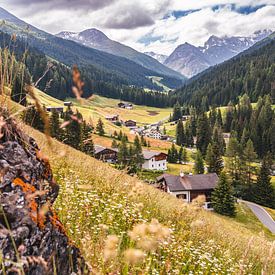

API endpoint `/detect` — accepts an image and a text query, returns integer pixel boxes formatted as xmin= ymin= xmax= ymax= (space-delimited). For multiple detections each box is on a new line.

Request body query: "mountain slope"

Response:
xmin=56 ymin=28 xmax=184 ymax=80
xmin=0 ymin=7 xmax=183 ymax=90
xmin=21 ymin=122 xmax=274 ymax=274
xmin=144 ymin=51 xmax=168 ymax=64
xmin=165 ymin=30 xmax=272 ymax=78
xmin=173 ymin=33 xmax=275 ymax=107
xmin=164 ymin=43 xmax=210 ymax=78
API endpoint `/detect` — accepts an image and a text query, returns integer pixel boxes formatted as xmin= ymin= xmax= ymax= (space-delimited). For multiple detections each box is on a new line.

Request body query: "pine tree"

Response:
xmin=182 ymin=147 xmax=188 ymax=164
xmin=243 ymin=139 xmax=257 ymax=185
xmin=251 ymin=155 xmax=275 ymax=208
xmin=49 ymin=109 xmax=61 ymax=139
xmin=212 ymin=173 xmax=236 ymax=217
xmin=111 ymin=139 xmax=118 ymax=148
xmin=196 ymin=113 xmax=211 ymax=156
xmin=133 ymin=136 xmax=144 ymax=170
xmin=118 ymin=130 xmax=123 ymax=140
xmin=176 ymin=119 xmax=185 ymax=146
xmin=96 ymin=118 xmax=105 ymax=136
xmin=81 ymin=121 xmax=94 ymax=156
xmin=23 ymin=106 xmax=45 ymax=132
xmin=212 ymin=126 xmax=226 ymax=155
xmin=185 ymin=121 xmax=194 ymax=147
xmin=226 ymin=135 xmax=243 ymax=187
xmin=163 ymin=126 xmax=167 ymax=135
xmin=168 ymin=143 xmax=178 ymax=163
xmin=65 ymin=110 xmax=82 ymax=149
xmin=194 ymin=150 xmax=204 ymax=174
xmin=178 ymin=146 xmax=183 ymax=163
xmin=172 ymin=101 xmax=182 ymax=121
xmin=118 ymin=136 xmax=129 ymax=167
xmin=206 ymin=143 xmax=224 ymax=175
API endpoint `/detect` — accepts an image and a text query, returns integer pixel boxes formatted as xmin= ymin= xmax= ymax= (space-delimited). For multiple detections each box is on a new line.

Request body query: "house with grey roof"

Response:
xmin=142 ymin=150 xmax=167 ymax=171
xmin=156 ymin=173 xmax=218 ymax=203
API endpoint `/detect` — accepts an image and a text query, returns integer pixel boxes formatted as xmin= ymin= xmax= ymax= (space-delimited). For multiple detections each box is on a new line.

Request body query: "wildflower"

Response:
xmin=190 ymin=219 xmax=205 ymax=229
xmin=124 ymin=248 xmax=145 ymax=265
xmin=103 ymin=235 xmax=119 ymax=261
xmin=128 ymin=219 xmax=170 ymax=252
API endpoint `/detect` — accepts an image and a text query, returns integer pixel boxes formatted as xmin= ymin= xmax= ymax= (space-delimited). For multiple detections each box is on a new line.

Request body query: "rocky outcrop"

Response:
xmin=0 ymin=109 xmax=88 ymax=274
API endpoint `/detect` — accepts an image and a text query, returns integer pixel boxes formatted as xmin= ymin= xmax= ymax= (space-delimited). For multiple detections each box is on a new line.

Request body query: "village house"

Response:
xmin=64 ymin=101 xmax=73 ymax=107
xmin=46 ymin=106 xmax=64 ymax=113
xmin=156 ymin=173 xmax=218 ymax=204
xmin=124 ymin=120 xmax=137 ymax=128
xmin=118 ymin=102 xmax=133 ymax=109
xmin=146 ymin=129 xmax=162 ymax=139
xmin=94 ymin=145 xmax=118 ymax=163
xmin=142 ymin=151 xmax=168 ymax=171
xmin=105 ymin=115 xmax=120 ymax=123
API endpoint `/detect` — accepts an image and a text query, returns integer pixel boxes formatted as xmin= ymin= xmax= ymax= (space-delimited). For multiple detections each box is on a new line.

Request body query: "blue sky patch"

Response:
xmin=212 ymin=4 xmax=267 ymax=14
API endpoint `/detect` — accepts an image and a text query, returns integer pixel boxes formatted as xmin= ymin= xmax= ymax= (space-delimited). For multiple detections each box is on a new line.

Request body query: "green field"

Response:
xmin=30 ymin=88 xmax=175 ymax=150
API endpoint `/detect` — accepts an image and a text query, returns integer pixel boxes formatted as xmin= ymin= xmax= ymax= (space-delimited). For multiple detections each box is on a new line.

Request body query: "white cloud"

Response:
xmin=0 ymin=0 xmax=274 ymax=55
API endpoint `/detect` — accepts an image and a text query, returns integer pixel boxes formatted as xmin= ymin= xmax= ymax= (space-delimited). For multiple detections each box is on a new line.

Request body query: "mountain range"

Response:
xmin=56 ymin=29 xmax=184 ymax=81
xmin=57 ymin=25 xmax=272 ymax=79
xmin=172 ymin=31 xmax=275 ymax=106
xmin=0 ymin=7 xmax=184 ymax=91
xmin=164 ymin=30 xmax=272 ymax=78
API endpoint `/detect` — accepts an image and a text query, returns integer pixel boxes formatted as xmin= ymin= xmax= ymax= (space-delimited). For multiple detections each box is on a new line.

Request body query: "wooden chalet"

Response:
xmin=105 ymin=115 xmax=119 ymax=122
xmin=124 ymin=120 xmax=137 ymax=127
xmin=94 ymin=145 xmax=118 ymax=163
xmin=157 ymin=173 xmax=218 ymax=203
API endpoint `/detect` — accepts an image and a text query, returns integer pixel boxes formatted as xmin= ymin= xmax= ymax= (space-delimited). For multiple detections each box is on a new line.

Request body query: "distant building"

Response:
xmin=64 ymin=101 xmax=73 ymax=107
xmin=94 ymin=145 xmax=118 ymax=163
xmin=142 ymin=151 xmax=167 ymax=171
xmin=124 ymin=120 xmax=137 ymax=128
xmin=118 ymin=102 xmax=133 ymax=109
xmin=105 ymin=115 xmax=119 ymax=122
xmin=182 ymin=115 xmax=190 ymax=121
xmin=144 ymin=129 xmax=162 ymax=139
xmin=156 ymin=173 xmax=218 ymax=203
xmin=46 ymin=106 xmax=64 ymax=113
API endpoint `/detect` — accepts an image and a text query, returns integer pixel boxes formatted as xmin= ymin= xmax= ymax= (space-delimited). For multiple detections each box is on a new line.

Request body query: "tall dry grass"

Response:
xmin=22 ymin=124 xmax=275 ymax=274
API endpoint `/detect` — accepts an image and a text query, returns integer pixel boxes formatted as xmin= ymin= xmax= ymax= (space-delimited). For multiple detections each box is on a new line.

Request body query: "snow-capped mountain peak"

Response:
xmin=164 ymin=30 xmax=273 ymax=78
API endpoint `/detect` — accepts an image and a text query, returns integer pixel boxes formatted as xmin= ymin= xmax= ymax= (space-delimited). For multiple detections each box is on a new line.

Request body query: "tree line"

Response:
xmin=169 ymin=94 xmax=275 ymax=211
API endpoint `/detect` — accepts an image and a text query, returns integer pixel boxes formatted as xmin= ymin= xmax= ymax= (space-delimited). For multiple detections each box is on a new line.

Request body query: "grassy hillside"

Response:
xmin=1 ymin=96 xmax=274 ymax=273
xmin=31 ymin=89 xmax=174 ymax=151
xmin=19 ymin=123 xmax=274 ymax=274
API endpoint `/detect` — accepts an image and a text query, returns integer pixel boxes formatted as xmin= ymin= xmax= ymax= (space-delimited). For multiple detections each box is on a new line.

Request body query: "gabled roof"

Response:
xmin=157 ymin=173 xmax=218 ymax=191
xmin=94 ymin=145 xmax=118 ymax=155
xmin=143 ymin=150 xmax=167 ymax=160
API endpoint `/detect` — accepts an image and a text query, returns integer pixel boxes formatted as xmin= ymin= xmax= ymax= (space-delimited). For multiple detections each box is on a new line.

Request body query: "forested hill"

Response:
xmin=1 ymin=32 xmax=175 ymax=108
xmin=173 ymin=33 xmax=275 ymax=108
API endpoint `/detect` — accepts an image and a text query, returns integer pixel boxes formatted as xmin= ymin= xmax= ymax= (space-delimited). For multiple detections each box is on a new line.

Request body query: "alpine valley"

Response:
xmin=0 ymin=2 xmax=275 ymax=275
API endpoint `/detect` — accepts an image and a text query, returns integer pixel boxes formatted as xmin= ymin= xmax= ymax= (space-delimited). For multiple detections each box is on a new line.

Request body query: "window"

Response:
xmin=176 ymin=194 xmax=187 ymax=200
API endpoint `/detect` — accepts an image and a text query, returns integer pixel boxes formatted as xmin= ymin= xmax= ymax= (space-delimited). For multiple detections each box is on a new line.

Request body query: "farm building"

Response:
xmin=156 ymin=173 xmax=218 ymax=203
xmin=142 ymin=151 xmax=167 ymax=171
xmin=118 ymin=102 xmax=133 ymax=109
xmin=94 ymin=145 xmax=118 ymax=163
xmin=46 ymin=106 xmax=64 ymax=113
xmin=64 ymin=101 xmax=73 ymax=107
xmin=105 ymin=115 xmax=120 ymax=122
xmin=124 ymin=120 xmax=137 ymax=128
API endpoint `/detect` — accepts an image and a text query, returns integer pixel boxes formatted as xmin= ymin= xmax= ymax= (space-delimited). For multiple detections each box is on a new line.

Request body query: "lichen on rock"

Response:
xmin=0 ymin=108 xmax=89 ymax=274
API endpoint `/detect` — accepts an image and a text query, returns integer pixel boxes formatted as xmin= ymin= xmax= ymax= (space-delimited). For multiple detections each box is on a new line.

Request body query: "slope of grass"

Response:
xmin=31 ymin=88 xmax=174 ymax=150
xmin=20 ymin=124 xmax=274 ymax=274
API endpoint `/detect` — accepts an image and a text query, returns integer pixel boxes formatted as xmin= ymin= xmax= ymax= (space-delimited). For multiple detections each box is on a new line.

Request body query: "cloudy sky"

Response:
xmin=0 ymin=0 xmax=275 ymax=55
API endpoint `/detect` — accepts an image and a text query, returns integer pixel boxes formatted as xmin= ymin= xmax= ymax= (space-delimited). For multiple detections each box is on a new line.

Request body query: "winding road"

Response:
xmin=240 ymin=200 xmax=275 ymax=234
